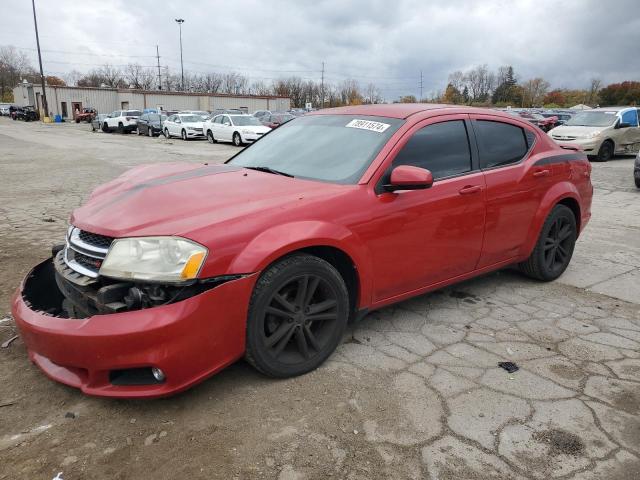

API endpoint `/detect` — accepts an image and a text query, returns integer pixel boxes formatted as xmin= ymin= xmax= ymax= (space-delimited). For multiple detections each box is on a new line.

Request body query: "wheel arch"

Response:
xmin=227 ymin=221 xmax=373 ymax=311
xmin=520 ymin=182 xmax=582 ymax=258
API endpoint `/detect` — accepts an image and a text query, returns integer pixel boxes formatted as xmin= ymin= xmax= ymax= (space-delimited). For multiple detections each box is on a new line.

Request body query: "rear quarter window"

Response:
xmin=475 ymin=120 xmax=530 ymax=169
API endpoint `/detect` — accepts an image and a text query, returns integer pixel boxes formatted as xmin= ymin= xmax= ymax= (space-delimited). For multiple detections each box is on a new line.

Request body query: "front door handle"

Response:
xmin=533 ymin=169 xmax=550 ymax=178
xmin=458 ymin=185 xmax=482 ymax=195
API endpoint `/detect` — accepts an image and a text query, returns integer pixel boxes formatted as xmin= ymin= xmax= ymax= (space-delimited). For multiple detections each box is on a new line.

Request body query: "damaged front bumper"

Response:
xmin=12 ymin=257 xmax=257 ymax=398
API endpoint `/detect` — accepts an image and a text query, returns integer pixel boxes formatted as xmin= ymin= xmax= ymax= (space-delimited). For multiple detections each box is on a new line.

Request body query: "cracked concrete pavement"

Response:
xmin=0 ymin=118 xmax=639 ymax=479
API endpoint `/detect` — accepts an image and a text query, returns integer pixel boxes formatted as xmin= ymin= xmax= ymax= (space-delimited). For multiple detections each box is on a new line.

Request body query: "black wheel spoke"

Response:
xmin=545 ymin=248 xmax=556 ymax=269
xmin=544 ymin=238 xmax=556 ymax=251
xmin=273 ymin=293 xmax=296 ymax=313
xmin=294 ymin=275 xmax=309 ymax=308
xmin=308 ymin=299 xmax=337 ymax=315
xmin=273 ymin=326 xmax=296 ymax=357
xmin=557 ymin=244 xmax=568 ymax=262
xmin=304 ymin=276 xmax=320 ymax=307
xmin=304 ymin=325 xmax=321 ymax=352
xmin=558 ymin=224 xmax=572 ymax=240
xmin=265 ymin=321 xmax=294 ymax=348
xmin=308 ymin=312 xmax=338 ymax=322
xmin=265 ymin=305 xmax=291 ymax=319
xmin=295 ymin=327 xmax=310 ymax=359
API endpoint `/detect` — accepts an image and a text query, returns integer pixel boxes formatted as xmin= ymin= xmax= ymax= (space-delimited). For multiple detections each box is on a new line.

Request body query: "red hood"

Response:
xmin=71 ymin=162 xmax=344 ymax=238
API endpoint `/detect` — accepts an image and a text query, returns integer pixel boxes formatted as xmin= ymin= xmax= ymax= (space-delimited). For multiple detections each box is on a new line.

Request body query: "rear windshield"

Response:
xmin=126 ymin=110 xmax=142 ymax=117
xmin=229 ymin=114 xmax=404 ymax=184
xmin=179 ymin=115 xmax=203 ymax=123
xmin=231 ymin=116 xmax=262 ymax=126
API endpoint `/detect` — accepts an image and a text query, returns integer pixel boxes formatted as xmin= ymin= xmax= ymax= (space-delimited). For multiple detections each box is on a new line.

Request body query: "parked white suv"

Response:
xmin=203 ymin=114 xmax=271 ymax=146
xmin=163 ymin=114 xmax=205 ymax=140
xmin=548 ymin=107 xmax=640 ymax=161
xmin=102 ymin=110 xmax=142 ymax=133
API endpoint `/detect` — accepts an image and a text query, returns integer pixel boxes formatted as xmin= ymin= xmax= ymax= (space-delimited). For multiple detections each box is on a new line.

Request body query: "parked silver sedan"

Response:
xmin=91 ymin=114 xmax=109 ymax=132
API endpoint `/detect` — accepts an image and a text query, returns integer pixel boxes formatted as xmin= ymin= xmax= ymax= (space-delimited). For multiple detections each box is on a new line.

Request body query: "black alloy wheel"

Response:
xmin=245 ymin=254 xmax=349 ymax=377
xmin=519 ymin=204 xmax=576 ymax=281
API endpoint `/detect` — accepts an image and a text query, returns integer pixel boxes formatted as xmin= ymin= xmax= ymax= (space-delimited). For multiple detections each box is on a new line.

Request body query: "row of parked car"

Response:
xmin=90 ymin=108 xmax=299 ymax=146
xmin=0 ymin=104 xmax=40 ymax=121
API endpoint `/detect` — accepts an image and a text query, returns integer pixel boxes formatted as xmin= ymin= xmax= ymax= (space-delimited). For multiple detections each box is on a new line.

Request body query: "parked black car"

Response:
xmin=10 ymin=105 xmax=39 ymax=121
xmin=136 ymin=113 xmax=167 ymax=137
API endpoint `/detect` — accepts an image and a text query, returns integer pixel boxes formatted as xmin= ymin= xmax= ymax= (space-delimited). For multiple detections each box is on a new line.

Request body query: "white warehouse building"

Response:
xmin=12 ymin=83 xmax=291 ymax=119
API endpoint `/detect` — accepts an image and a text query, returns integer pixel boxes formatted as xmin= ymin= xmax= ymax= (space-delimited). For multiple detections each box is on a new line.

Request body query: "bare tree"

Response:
xmin=125 ymin=63 xmax=155 ymax=90
xmin=0 ymin=45 xmax=36 ymax=101
xmin=464 ymin=64 xmax=494 ymax=103
xmin=522 ymin=77 xmax=550 ymax=107
xmin=96 ymin=64 xmax=124 ymax=88
xmin=587 ymin=78 xmax=602 ymax=105
xmin=364 ymin=83 xmax=382 ymax=104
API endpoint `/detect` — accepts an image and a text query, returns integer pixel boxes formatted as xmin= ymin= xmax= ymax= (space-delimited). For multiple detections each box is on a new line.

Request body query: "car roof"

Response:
xmin=590 ymin=106 xmax=635 ymax=112
xmin=309 ymin=104 xmax=525 ymax=120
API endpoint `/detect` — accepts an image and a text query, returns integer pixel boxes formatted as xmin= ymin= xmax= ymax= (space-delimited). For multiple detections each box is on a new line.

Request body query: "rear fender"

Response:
xmin=228 ymin=221 xmax=373 ymax=308
xmin=520 ymin=181 xmax=581 ymax=258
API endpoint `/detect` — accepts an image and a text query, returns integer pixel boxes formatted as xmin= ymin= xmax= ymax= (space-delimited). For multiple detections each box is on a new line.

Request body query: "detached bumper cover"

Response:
xmin=12 ymin=258 xmax=256 ymax=398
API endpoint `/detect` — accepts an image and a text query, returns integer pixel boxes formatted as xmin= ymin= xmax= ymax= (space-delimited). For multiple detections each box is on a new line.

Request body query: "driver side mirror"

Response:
xmin=616 ymin=122 xmax=631 ymax=129
xmin=385 ymin=165 xmax=434 ymax=192
xmin=224 ymin=121 xmax=231 ymax=126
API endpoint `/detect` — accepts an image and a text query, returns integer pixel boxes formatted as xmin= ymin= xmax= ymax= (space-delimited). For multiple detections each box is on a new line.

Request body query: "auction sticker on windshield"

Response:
xmin=345 ymin=119 xmax=391 ymax=133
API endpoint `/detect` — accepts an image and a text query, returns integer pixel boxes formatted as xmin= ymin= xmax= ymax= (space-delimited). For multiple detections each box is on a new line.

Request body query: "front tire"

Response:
xmin=245 ymin=254 xmax=349 ymax=378
xmin=148 ymin=127 xmax=153 ymax=137
xmin=102 ymin=122 xmax=109 ymax=133
xmin=233 ymin=132 xmax=243 ymax=147
xmin=117 ymin=122 xmax=124 ymax=134
xmin=519 ymin=204 xmax=577 ymax=281
xmin=634 ymin=174 xmax=640 ymax=189
xmin=207 ymin=130 xmax=217 ymax=143
xmin=596 ymin=140 xmax=614 ymax=162
xmin=181 ymin=129 xmax=188 ymax=141
xmin=164 ymin=128 xmax=170 ymax=138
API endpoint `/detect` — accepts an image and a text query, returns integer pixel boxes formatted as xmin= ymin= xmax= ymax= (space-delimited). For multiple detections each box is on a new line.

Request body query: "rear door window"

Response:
xmin=475 ymin=120 xmax=529 ymax=169
xmin=392 ymin=120 xmax=472 ymax=179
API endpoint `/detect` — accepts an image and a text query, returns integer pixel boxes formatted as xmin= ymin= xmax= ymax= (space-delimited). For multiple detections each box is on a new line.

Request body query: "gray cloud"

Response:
xmin=3 ymin=0 xmax=639 ymax=100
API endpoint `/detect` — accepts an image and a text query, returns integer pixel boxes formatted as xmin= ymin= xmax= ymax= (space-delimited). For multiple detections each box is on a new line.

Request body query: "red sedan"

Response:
xmin=13 ymin=104 xmax=593 ymax=398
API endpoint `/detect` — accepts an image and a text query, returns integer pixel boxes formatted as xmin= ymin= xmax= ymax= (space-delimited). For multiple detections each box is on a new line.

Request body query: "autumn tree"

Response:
xmin=521 ymin=77 xmax=550 ymax=107
xmin=598 ymin=81 xmax=640 ymax=106
xmin=0 ymin=45 xmax=36 ymax=101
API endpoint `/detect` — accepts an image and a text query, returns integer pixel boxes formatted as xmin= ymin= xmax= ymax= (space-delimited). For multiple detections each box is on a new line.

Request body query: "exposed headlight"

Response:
xmin=586 ymin=131 xmax=601 ymax=139
xmin=100 ymin=237 xmax=207 ymax=283
xmin=187 ymin=127 xmax=196 ymax=130
xmin=240 ymin=129 xmax=253 ymax=135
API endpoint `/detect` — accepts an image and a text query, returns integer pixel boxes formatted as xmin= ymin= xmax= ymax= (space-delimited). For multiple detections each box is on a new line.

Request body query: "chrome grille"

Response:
xmin=552 ymin=135 xmax=578 ymax=141
xmin=64 ymin=227 xmax=113 ymax=278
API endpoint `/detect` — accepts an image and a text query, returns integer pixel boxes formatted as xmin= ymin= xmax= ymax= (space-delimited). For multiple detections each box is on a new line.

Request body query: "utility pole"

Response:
xmin=156 ymin=45 xmax=162 ymax=90
xmin=31 ymin=0 xmax=48 ymax=119
xmin=175 ymin=19 xmax=185 ymax=91
xmin=419 ymin=70 xmax=423 ymax=103
xmin=320 ymin=61 xmax=325 ymax=109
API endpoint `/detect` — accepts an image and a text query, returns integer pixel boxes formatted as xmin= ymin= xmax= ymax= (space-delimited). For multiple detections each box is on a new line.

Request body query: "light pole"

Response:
xmin=31 ymin=0 xmax=48 ymax=119
xmin=175 ymin=18 xmax=185 ymax=91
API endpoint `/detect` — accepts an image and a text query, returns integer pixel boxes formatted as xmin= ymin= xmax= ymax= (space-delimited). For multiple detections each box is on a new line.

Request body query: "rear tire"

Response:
xmin=635 ymin=174 xmax=640 ymax=189
xmin=519 ymin=204 xmax=577 ymax=282
xmin=595 ymin=140 xmax=614 ymax=162
xmin=245 ymin=254 xmax=349 ymax=378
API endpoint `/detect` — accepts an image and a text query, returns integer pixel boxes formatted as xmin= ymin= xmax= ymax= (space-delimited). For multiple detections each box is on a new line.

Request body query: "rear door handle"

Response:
xmin=458 ymin=185 xmax=482 ymax=195
xmin=533 ymin=169 xmax=550 ymax=178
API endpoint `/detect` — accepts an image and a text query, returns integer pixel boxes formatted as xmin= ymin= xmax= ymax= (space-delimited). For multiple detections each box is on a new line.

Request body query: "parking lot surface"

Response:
xmin=1 ymin=118 xmax=639 ymax=480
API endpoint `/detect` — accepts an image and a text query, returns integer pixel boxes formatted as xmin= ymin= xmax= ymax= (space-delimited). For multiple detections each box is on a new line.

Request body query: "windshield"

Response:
xmin=565 ymin=111 xmax=618 ymax=127
xmin=229 ymin=115 xmax=404 ymax=184
xmin=179 ymin=115 xmax=202 ymax=123
xmin=231 ymin=116 xmax=262 ymax=126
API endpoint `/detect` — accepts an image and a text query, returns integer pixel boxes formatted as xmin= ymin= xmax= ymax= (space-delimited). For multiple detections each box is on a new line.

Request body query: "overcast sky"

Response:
xmin=3 ymin=0 xmax=640 ymax=100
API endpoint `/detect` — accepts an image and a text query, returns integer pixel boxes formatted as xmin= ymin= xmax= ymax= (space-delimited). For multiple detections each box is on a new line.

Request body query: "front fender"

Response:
xmin=228 ymin=221 xmax=373 ymax=308
xmin=520 ymin=181 xmax=581 ymax=258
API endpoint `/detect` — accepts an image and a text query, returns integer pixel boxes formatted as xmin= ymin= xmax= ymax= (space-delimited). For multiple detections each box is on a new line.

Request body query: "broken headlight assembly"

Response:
xmin=99 ymin=237 xmax=208 ymax=283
